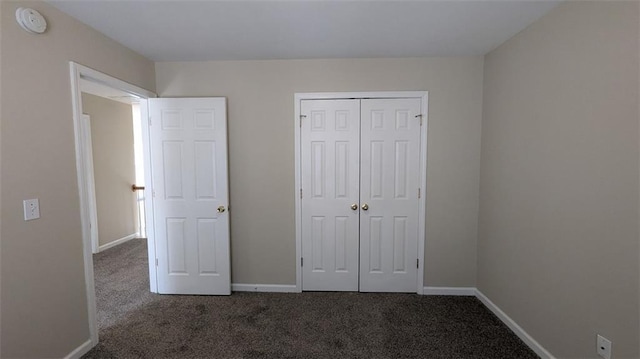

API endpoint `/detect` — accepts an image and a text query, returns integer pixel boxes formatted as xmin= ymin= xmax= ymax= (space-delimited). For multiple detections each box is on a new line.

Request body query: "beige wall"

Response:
xmin=478 ymin=2 xmax=639 ymax=358
xmin=0 ymin=1 xmax=155 ymax=357
xmin=156 ymin=57 xmax=484 ymax=286
xmin=0 ymin=2 xmax=4 ymax=354
xmin=82 ymin=93 xmax=137 ymax=247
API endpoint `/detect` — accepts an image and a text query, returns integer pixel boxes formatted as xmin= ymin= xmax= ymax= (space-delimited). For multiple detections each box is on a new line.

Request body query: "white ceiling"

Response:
xmin=49 ymin=1 xmax=560 ymax=62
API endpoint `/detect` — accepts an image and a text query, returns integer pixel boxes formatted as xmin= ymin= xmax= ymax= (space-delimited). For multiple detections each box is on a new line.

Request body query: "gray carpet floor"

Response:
xmin=83 ymin=238 xmax=538 ymax=359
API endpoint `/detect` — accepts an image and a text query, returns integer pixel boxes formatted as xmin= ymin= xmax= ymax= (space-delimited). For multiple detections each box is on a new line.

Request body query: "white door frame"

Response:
xmin=70 ymin=62 xmax=157 ymax=348
xmin=79 ymin=114 xmax=100 ymax=254
xmin=294 ymin=91 xmax=429 ymax=294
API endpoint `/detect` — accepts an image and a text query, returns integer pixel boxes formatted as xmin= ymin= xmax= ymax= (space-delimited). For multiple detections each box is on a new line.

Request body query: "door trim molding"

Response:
xmin=294 ymin=91 xmax=429 ymax=294
xmin=70 ymin=62 xmax=156 ymax=348
xmin=79 ymin=114 xmax=100 ymax=254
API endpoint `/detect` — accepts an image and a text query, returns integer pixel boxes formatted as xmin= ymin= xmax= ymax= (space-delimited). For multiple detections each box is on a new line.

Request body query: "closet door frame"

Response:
xmin=294 ymin=91 xmax=429 ymax=294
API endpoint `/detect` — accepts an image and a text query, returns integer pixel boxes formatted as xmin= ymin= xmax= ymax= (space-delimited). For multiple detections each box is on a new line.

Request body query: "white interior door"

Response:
xmin=301 ymin=99 xmax=361 ymax=291
xmin=359 ymin=98 xmax=422 ymax=292
xmin=149 ymin=98 xmax=230 ymax=295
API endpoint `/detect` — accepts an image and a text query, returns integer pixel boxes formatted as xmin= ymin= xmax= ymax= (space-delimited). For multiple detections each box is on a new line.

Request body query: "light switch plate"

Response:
xmin=23 ymin=198 xmax=40 ymax=221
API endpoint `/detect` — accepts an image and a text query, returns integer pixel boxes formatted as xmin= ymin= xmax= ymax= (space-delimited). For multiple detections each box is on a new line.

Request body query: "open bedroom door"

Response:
xmin=148 ymin=97 xmax=231 ymax=295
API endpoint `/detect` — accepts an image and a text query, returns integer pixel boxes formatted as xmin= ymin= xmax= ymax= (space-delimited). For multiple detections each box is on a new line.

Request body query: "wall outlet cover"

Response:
xmin=597 ymin=334 xmax=611 ymax=359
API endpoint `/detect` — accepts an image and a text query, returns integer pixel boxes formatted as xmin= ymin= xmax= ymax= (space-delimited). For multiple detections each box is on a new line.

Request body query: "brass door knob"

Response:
xmin=351 ymin=204 xmax=358 ymax=210
xmin=361 ymin=204 xmax=369 ymax=211
xmin=217 ymin=205 xmax=226 ymax=213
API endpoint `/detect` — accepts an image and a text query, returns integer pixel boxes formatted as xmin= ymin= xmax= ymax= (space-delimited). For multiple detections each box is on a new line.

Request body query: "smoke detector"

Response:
xmin=16 ymin=8 xmax=47 ymax=34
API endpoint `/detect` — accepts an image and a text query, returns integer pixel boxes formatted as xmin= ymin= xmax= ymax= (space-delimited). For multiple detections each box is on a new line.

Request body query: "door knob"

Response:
xmin=350 ymin=204 xmax=358 ymax=210
xmin=217 ymin=205 xmax=226 ymax=213
xmin=361 ymin=203 xmax=369 ymax=211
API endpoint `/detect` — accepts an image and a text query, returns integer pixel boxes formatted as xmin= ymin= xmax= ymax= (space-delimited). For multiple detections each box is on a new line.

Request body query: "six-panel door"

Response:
xmin=301 ymin=99 xmax=361 ymax=291
xmin=359 ymin=98 xmax=422 ymax=292
xmin=150 ymin=98 xmax=231 ymax=295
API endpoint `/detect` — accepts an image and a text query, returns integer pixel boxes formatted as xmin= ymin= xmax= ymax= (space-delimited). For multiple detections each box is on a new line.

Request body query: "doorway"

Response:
xmin=70 ymin=62 xmax=156 ymax=347
xmin=294 ymin=92 xmax=429 ymax=294
xmin=80 ymin=85 xmax=145 ymax=254
xmin=71 ymin=63 xmax=233 ymax=349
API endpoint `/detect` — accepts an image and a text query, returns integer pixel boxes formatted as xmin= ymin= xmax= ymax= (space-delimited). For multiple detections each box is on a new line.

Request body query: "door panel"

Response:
xmin=359 ymin=98 xmax=422 ymax=292
xmin=150 ymin=98 xmax=230 ymax=295
xmin=301 ymin=99 xmax=360 ymax=291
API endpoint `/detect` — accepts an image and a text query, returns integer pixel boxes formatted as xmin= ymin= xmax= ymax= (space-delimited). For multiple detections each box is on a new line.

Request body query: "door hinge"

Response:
xmin=155 ymin=258 xmax=159 ymax=266
xmin=418 ymin=188 xmax=421 ymax=199
xmin=300 ymin=188 xmax=303 ymax=199
xmin=148 ymin=116 xmax=152 ymax=126
xmin=417 ymin=258 xmax=419 ymax=268
xmin=301 ymin=257 xmax=304 ymax=267
xmin=415 ymin=114 xmax=423 ymax=126
xmin=300 ymin=114 xmax=307 ymax=127
xmin=152 ymin=190 xmax=156 ymax=198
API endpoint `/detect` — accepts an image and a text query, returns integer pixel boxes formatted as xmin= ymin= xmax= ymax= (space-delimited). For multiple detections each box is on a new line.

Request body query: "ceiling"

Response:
xmin=49 ymin=1 xmax=560 ymax=62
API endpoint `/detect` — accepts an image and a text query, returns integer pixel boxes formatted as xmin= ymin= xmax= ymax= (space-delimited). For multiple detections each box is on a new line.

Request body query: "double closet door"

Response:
xmin=301 ymin=98 xmax=423 ymax=292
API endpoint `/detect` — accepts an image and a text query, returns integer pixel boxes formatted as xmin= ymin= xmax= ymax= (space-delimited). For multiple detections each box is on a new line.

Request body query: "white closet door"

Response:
xmin=150 ymin=98 xmax=230 ymax=295
xmin=359 ymin=98 xmax=422 ymax=292
xmin=301 ymin=99 xmax=361 ymax=291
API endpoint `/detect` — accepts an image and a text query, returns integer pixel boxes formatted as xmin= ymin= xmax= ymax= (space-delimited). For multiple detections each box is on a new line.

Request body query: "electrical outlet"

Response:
xmin=23 ymin=198 xmax=40 ymax=221
xmin=597 ymin=334 xmax=612 ymax=359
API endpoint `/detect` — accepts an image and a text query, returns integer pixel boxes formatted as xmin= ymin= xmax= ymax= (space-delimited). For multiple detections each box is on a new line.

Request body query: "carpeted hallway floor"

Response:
xmin=83 ymin=238 xmax=538 ymax=359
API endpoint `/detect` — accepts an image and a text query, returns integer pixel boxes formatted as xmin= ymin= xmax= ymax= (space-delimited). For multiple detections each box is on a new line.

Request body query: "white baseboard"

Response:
xmin=98 ymin=233 xmax=138 ymax=252
xmin=475 ymin=289 xmax=555 ymax=359
xmin=421 ymin=287 xmax=554 ymax=358
xmin=422 ymin=286 xmax=476 ymax=296
xmin=64 ymin=339 xmax=93 ymax=359
xmin=232 ymin=283 xmax=299 ymax=293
